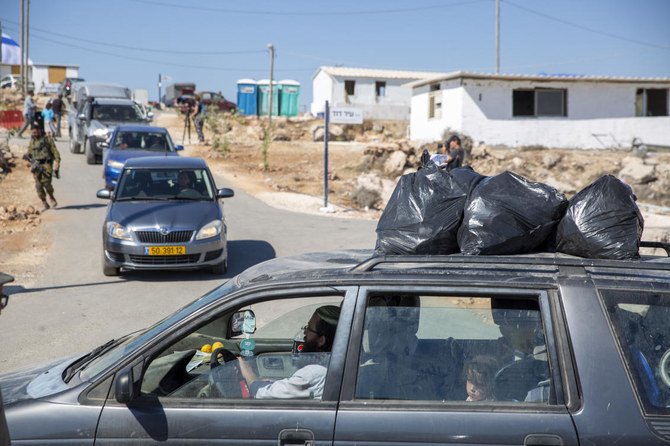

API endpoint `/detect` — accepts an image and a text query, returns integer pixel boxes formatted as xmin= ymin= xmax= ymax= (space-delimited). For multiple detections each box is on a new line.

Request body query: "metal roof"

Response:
xmin=407 ymin=71 xmax=670 ymax=88
xmin=314 ymin=66 xmax=448 ymax=81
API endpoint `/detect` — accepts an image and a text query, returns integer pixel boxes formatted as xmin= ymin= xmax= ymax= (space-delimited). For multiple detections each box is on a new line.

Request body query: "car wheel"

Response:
xmin=210 ymin=258 xmax=227 ymax=275
xmin=85 ymin=138 xmax=96 ymax=165
xmin=102 ymin=252 xmax=120 ymax=277
xmin=69 ymin=135 xmax=80 ymax=154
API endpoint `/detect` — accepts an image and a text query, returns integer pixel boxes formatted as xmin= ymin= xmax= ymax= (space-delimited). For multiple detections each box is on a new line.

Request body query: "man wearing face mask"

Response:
xmin=239 ymin=305 xmax=340 ymax=399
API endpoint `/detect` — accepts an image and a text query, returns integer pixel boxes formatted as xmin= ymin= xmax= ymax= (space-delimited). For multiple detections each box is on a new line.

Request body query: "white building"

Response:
xmin=311 ymin=66 xmax=445 ymax=120
xmin=0 ymin=62 xmax=79 ymax=94
xmin=408 ymin=71 xmax=670 ymax=149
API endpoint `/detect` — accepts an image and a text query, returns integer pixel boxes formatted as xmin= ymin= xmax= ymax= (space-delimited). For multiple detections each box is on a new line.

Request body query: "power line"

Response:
xmin=129 ymin=0 xmax=489 ymax=16
xmin=0 ymin=17 xmax=264 ymax=55
xmin=504 ymin=0 xmax=670 ymax=51
xmin=2 ymin=23 xmax=313 ymax=73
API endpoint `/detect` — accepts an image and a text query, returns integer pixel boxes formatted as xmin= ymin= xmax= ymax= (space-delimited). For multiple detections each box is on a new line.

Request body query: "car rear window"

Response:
xmin=602 ymin=290 xmax=670 ymax=415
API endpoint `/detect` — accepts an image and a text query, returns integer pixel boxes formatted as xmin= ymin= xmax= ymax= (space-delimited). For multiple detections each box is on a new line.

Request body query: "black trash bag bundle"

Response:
xmin=458 ymin=171 xmax=568 ymax=255
xmin=555 ymin=175 xmax=643 ymax=260
xmin=375 ymin=150 xmax=484 ymax=255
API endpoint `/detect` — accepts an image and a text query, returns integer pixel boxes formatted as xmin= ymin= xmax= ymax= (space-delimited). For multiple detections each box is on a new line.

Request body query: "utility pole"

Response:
xmin=158 ymin=73 xmax=162 ymax=104
xmin=495 ymin=0 xmax=500 ymax=74
xmin=20 ymin=0 xmax=24 ymax=97
xmin=26 ymin=0 xmax=30 ymax=93
xmin=267 ymin=43 xmax=275 ymax=132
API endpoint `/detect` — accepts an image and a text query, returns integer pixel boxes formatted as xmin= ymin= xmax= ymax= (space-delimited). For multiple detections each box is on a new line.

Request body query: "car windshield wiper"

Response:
xmin=166 ymin=196 xmax=204 ymax=201
xmin=62 ymin=338 xmax=118 ymax=383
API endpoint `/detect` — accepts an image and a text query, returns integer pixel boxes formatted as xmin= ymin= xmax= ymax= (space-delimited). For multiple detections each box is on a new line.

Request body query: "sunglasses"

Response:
xmin=302 ymin=325 xmax=320 ymax=336
xmin=0 ymin=293 xmax=8 ymax=310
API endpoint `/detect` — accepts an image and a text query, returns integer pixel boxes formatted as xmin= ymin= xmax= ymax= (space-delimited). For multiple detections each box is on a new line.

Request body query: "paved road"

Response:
xmin=0 ymin=137 xmax=377 ymax=372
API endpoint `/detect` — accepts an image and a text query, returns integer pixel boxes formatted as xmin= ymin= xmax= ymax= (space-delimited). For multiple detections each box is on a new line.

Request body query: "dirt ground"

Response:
xmin=2 ymin=95 xmax=670 ymax=284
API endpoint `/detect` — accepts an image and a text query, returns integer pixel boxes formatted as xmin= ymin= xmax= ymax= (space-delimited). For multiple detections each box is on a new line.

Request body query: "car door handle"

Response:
xmin=524 ymin=434 xmax=563 ymax=446
xmin=278 ymin=428 xmax=314 ymax=446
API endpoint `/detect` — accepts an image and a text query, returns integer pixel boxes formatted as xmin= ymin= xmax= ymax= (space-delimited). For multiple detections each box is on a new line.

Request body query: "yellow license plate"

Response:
xmin=144 ymin=246 xmax=186 ymax=256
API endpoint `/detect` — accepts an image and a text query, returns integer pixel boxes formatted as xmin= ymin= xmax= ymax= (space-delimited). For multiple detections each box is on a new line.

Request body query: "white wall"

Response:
xmin=411 ymin=78 xmax=670 ymax=148
xmin=311 ymin=70 xmax=419 ymax=120
xmin=310 ymin=70 xmax=333 ymax=116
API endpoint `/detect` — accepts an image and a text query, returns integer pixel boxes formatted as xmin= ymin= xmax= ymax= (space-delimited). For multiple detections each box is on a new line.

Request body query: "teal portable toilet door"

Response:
xmin=279 ymin=79 xmax=300 ymax=117
xmin=257 ymin=79 xmax=279 ymax=116
xmin=236 ymin=79 xmax=257 ymax=116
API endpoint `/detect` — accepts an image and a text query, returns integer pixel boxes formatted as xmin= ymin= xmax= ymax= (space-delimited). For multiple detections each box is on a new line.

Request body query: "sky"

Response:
xmin=1 ymin=0 xmax=669 ymax=111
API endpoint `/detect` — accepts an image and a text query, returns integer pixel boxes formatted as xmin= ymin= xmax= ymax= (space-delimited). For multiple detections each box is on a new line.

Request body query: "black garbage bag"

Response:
xmin=458 ymin=171 xmax=568 ymax=255
xmin=555 ymin=175 xmax=643 ymax=260
xmin=375 ymin=150 xmax=484 ymax=255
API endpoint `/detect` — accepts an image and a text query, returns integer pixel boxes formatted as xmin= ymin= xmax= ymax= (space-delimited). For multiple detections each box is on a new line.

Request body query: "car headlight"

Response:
xmin=107 ymin=160 xmax=125 ymax=170
xmin=94 ymin=128 xmax=110 ymax=138
xmin=107 ymin=222 xmax=132 ymax=241
xmin=196 ymin=220 xmax=222 ymax=240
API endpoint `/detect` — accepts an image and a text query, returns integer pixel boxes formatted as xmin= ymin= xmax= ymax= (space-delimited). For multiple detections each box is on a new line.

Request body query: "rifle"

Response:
xmin=22 ymin=153 xmax=52 ymax=179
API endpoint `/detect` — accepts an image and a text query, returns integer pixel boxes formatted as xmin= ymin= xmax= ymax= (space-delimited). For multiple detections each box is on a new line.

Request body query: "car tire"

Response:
xmin=85 ymin=138 xmax=96 ymax=165
xmin=102 ymin=252 xmax=120 ymax=277
xmin=210 ymin=258 xmax=227 ymax=275
xmin=69 ymin=134 xmax=80 ymax=154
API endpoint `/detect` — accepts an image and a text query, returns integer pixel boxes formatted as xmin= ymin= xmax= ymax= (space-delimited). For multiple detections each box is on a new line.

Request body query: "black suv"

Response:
xmin=3 ymin=246 xmax=670 ymax=445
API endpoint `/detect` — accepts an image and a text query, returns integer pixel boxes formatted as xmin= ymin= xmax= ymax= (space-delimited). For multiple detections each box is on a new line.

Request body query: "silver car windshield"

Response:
xmin=92 ymin=104 xmax=143 ymax=121
xmin=116 ymin=168 xmax=215 ymax=201
xmin=113 ymin=131 xmax=174 ymax=152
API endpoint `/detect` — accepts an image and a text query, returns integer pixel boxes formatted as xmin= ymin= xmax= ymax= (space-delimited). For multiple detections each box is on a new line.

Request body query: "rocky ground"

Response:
xmin=2 ymin=89 xmax=670 ymax=282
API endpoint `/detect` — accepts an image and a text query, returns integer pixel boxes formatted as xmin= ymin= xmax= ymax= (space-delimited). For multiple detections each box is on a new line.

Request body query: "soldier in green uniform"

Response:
xmin=26 ymin=125 xmax=61 ymax=212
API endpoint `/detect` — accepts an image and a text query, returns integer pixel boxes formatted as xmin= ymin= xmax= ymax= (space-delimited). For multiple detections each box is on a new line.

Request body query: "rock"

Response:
xmin=619 ymin=157 xmax=656 ymax=184
xmin=272 ymin=129 xmax=291 ymax=141
xmin=352 ymin=172 xmax=383 ymax=209
xmin=380 ymin=179 xmax=397 ymax=206
xmin=6 ymin=205 xmax=16 ymax=213
xmin=25 ymin=205 xmax=36 ymax=215
xmin=470 ymin=144 xmax=488 ymax=158
xmin=383 ymin=151 xmax=408 ymax=177
xmin=543 ymin=176 xmax=576 ymax=195
xmin=511 ymin=157 xmax=524 ymax=170
xmin=372 ymin=123 xmax=384 ymax=133
xmin=542 ymin=153 xmax=563 ymax=169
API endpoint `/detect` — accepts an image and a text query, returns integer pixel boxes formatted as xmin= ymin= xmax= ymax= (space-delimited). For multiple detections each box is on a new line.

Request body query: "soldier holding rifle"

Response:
xmin=25 ymin=125 xmax=60 ymax=212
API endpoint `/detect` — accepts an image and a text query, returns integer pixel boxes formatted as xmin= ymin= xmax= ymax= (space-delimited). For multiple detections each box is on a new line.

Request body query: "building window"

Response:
xmin=513 ymin=88 xmax=567 ymax=117
xmin=375 ymin=81 xmax=386 ymax=97
xmin=344 ymin=80 xmax=355 ymax=104
xmin=636 ymin=89 xmax=668 ymax=117
xmin=428 ymin=92 xmax=442 ymax=119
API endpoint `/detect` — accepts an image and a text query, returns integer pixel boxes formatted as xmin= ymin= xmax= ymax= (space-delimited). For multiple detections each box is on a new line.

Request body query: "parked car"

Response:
xmin=96 ymin=156 xmax=233 ymax=276
xmin=102 ymin=125 xmax=183 ymax=190
xmin=198 ymin=91 xmax=236 ymax=113
xmin=73 ymin=97 xmax=153 ymax=164
xmin=0 ymin=74 xmax=19 ymax=89
xmin=4 ymin=241 xmax=670 ymax=444
xmin=58 ymin=77 xmax=85 ymax=97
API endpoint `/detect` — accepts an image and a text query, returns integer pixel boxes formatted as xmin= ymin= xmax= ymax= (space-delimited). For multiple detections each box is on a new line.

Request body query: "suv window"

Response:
xmin=602 ymin=290 xmax=670 ymax=415
xmin=139 ymin=294 xmax=343 ymax=401
xmin=355 ymin=294 xmax=553 ymax=403
xmin=92 ymin=104 xmax=143 ymax=121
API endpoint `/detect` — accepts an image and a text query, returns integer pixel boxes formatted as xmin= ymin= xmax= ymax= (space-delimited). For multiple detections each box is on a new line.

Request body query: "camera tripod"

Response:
xmin=182 ymin=114 xmax=192 ymax=144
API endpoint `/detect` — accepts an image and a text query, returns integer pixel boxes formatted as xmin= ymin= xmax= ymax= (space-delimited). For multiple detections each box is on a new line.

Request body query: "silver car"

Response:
xmin=96 ymin=156 xmax=234 ymax=276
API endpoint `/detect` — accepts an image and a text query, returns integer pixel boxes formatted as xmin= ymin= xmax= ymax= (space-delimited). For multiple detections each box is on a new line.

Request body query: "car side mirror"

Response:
xmin=230 ymin=310 xmax=256 ymax=337
xmin=97 ymin=189 xmax=112 ymax=199
xmin=216 ymin=188 xmax=234 ymax=199
xmin=174 ymin=145 xmax=184 ymax=151
xmin=115 ymin=367 xmax=135 ymax=404
xmin=77 ymin=113 xmax=85 ymax=121
xmin=146 ymin=112 xmax=154 ymax=122
xmin=100 ymin=141 xmax=109 ymax=149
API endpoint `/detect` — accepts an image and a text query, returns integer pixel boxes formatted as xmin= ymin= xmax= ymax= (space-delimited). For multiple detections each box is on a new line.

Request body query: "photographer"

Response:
xmin=191 ymin=94 xmax=206 ymax=143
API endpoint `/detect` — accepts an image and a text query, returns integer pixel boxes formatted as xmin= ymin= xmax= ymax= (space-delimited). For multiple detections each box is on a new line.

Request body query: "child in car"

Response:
xmin=463 ymin=355 xmax=497 ymax=402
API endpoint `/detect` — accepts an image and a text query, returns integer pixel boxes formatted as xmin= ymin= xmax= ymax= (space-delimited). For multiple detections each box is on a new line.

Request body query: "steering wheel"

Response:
xmin=659 ymin=349 xmax=670 ymax=388
xmin=207 ymin=347 xmax=248 ymax=399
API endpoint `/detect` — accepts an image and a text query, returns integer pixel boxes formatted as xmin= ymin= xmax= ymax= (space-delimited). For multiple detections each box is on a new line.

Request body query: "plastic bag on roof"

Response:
xmin=458 ymin=171 xmax=568 ymax=255
xmin=374 ymin=150 xmax=484 ymax=255
xmin=555 ymin=175 xmax=643 ymax=260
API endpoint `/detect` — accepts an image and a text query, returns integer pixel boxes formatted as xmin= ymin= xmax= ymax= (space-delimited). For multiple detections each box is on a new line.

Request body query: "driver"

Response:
xmin=176 ymin=170 xmax=195 ymax=191
xmin=239 ymin=305 xmax=340 ymax=399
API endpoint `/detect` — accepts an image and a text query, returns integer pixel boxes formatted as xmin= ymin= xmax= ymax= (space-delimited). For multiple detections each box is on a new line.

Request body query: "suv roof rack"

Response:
xmin=351 ymin=240 xmax=670 ymax=273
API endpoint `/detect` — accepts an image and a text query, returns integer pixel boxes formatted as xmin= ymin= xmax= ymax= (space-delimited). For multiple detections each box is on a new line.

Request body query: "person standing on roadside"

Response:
xmin=191 ymin=94 xmax=207 ymax=143
xmin=51 ymin=94 xmax=64 ymax=138
xmin=0 ymin=272 xmax=14 ymax=446
xmin=42 ymin=102 xmax=57 ymax=137
xmin=442 ymin=135 xmax=465 ymax=171
xmin=17 ymin=90 xmax=36 ymax=138
xmin=26 ymin=125 xmax=60 ymax=212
